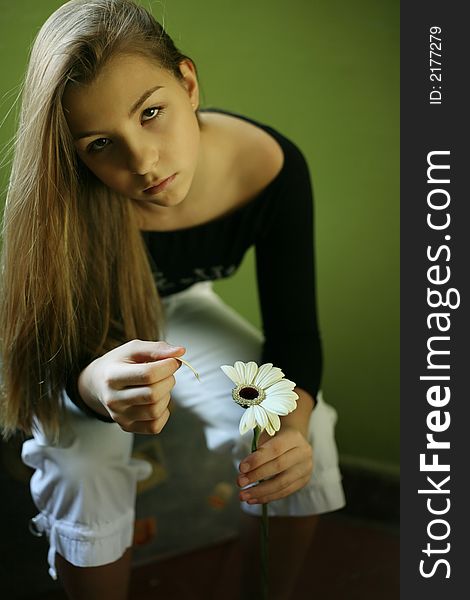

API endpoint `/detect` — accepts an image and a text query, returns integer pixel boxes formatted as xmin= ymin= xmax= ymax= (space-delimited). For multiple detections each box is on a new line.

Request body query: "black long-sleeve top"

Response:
xmin=144 ymin=108 xmax=322 ymax=396
xmin=68 ymin=108 xmax=323 ymax=421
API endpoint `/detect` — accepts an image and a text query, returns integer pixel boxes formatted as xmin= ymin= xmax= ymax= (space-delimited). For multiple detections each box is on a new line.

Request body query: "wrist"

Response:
xmin=77 ymin=361 xmax=110 ymax=418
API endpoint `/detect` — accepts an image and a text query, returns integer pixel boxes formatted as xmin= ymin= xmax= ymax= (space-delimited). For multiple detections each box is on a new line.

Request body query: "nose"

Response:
xmin=127 ymin=139 xmax=159 ymax=176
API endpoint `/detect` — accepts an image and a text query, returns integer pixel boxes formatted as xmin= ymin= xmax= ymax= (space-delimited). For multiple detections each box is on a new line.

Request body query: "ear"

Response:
xmin=178 ymin=59 xmax=199 ymax=110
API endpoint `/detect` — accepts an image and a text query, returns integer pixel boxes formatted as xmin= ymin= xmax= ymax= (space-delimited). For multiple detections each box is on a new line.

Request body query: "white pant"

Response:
xmin=22 ymin=282 xmax=345 ymax=579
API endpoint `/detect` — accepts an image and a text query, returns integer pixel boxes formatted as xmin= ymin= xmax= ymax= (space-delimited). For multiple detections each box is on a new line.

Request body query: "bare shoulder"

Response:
xmin=136 ymin=112 xmax=286 ymax=232
xmin=202 ymin=111 xmax=285 ymax=205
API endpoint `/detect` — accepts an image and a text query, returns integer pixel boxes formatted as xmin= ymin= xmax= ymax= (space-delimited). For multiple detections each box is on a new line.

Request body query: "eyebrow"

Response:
xmin=73 ymin=85 xmax=164 ymax=141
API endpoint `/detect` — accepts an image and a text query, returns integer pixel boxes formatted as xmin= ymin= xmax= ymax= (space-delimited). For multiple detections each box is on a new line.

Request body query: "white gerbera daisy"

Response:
xmin=220 ymin=361 xmax=298 ymax=436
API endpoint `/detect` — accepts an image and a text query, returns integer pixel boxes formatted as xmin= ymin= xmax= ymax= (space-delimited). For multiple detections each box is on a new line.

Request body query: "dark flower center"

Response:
xmin=232 ymin=383 xmax=266 ymax=407
xmin=239 ymin=386 xmax=260 ymax=400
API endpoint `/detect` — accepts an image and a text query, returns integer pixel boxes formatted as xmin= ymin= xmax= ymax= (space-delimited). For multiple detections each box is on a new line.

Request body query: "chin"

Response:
xmin=146 ymin=192 xmax=185 ymax=207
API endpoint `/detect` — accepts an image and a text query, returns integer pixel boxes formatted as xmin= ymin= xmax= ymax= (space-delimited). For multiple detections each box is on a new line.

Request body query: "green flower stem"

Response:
xmin=251 ymin=426 xmax=261 ymax=453
xmin=252 ymin=426 xmax=268 ymax=600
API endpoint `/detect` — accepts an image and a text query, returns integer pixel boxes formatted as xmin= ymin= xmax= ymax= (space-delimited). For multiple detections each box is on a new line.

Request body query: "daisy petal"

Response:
xmin=239 ymin=407 xmax=257 ymax=435
xmin=220 ymin=365 xmax=243 ymax=385
xmin=264 ymin=410 xmax=281 ymax=435
xmin=265 ymin=379 xmax=297 ymax=396
xmin=254 ymin=363 xmax=285 ymax=388
xmin=244 ymin=361 xmax=259 ymax=385
xmin=265 ymin=423 xmax=275 ymax=436
xmin=263 ymin=395 xmax=297 ymax=415
xmin=266 ymin=381 xmax=298 ymax=398
xmin=266 ymin=391 xmax=299 ymax=404
xmin=234 ymin=361 xmax=248 ymax=382
xmin=253 ymin=405 xmax=269 ymax=431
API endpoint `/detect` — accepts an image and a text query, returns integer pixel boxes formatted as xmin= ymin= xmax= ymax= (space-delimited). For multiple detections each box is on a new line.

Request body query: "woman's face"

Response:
xmin=63 ymin=53 xmax=200 ymax=209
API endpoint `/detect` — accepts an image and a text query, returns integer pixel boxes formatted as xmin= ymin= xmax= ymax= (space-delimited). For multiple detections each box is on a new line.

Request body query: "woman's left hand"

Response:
xmin=237 ymin=426 xmax=314 ymax=504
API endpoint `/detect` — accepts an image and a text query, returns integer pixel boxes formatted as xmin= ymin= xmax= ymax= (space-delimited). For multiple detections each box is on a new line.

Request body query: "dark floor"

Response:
xmin=27 ymin=512 xmax=399 ymax=600
xmin=3 ymin=431 xmax=399 ymax=600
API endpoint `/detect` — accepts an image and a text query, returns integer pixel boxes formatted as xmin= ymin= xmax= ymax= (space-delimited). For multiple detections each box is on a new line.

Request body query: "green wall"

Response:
xmin=0 ymin=1 xmax=399 ymax=468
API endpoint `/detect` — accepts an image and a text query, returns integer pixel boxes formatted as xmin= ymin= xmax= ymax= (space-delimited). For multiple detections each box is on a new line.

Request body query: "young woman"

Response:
xmin=0 ymin=1 xmax=345 ymax=598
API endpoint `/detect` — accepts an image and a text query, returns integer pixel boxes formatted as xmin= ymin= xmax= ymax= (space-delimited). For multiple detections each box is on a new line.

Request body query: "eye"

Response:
xmin=87 ymin=138 xmax=110 ymax=153
xmin=141 ymin=106 xmax=164 ymax=122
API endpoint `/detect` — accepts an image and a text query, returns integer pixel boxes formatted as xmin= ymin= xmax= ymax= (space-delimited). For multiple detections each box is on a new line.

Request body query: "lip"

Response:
xmin=143 ymin=173 xmax=176 ymax=194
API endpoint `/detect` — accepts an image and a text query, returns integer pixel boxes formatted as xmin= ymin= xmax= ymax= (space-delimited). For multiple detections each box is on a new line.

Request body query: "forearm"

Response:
xmin=280 ymin=387 xmax=314 ymax=439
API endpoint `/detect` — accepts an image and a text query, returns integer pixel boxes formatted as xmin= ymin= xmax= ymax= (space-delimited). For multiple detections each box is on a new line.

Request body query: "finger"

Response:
xmin=108 ymin=375 xmax=176 ymax=410
xmin=109 ymin=357 xmax=181 ymax=388
xmin=241 ymin=468 xmax=312 ymax=504
xmin=248 ymin=474 xmax=312 ymax=504
xmin=125 ymin=392 xmax=171 ymax=423
xmin=122 ymin=339 xmax=186 ymax=363
xmin=120 ymin=407 xmax=171 ymax=435
xmin=237 ymin=447 xmax=293 ymax=486
xmin=237 ymin=446 xmax=308 ymax=488
xmin=239 ymin=429 xmax=307 ymax=474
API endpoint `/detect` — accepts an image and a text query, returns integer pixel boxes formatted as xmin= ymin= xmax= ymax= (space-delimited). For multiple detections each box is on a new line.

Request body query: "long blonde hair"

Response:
xmin=0 ymin=0 xmax=196 ymax=441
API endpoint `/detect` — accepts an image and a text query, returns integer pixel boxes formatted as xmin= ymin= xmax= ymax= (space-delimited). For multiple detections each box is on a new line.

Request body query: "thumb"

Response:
xmin=154 ymin=341 xmax=186 ymax=357
xmin=123 ymin=339 xmax=186 ymax=363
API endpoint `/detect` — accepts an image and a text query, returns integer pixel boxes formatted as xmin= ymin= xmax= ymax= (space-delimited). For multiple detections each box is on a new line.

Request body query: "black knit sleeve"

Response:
xmin=254 ymin=138 xmax=322 ymax=403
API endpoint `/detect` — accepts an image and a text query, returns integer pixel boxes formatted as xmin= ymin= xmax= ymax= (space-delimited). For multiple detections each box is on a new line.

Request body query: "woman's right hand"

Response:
xmin=77 ymin=339 xmax=186 ymax=434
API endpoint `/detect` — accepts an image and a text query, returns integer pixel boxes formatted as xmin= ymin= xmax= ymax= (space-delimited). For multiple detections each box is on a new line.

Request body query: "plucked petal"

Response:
xmin=239 ymin=407 xmax=257 ymax=435
xmin=220 ymin=365 xmax=243 ymax=385
xmin=253 ymin=405 xmax=269 ymax=430
xmin=254 ymin=363 xmax=285 ymax=389
xmin=244 ymin=361 xmax=259 ymax=384
xmin=264 ymin=410 xmax=281 ymax=435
